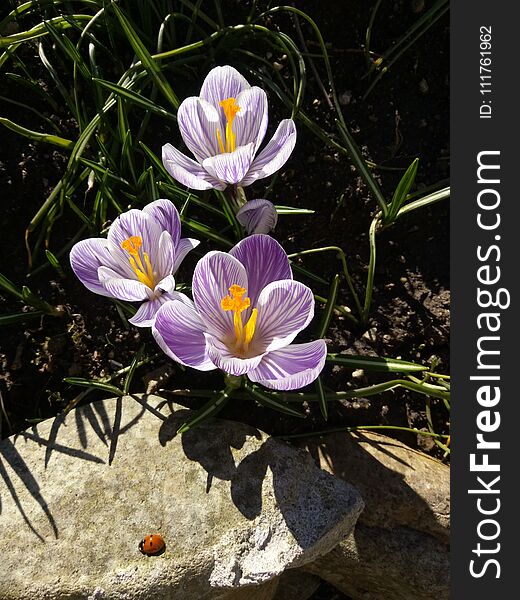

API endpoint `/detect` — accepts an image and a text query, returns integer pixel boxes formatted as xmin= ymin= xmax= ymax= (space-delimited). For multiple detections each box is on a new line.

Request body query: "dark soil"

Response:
xmin=0 ymin=1 xmax=448 ymax=597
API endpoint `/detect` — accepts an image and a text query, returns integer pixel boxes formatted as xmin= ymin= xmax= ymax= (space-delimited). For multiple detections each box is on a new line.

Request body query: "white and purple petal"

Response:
xmin=192 ymin=251 xmax=248 ymax=340
xmin=162 ymin=143 xmax=225 ymax=191
xmin=143 ymin=198 xmax=181 ymax=247
xmin=202 ymin=143 xmax=256 ymax=186
xmin=172 ymin=237 xmax=200 ymax=273
xmin=177 ymin=97 xmax=221 ymax=162
xmin=234 ymin=87 xmax=268 ymax=152
xmin=254 ymin=279 xmax=315 ymax=353
xmin=240 ymin=119 xmax=297 ymax=186
xmin=107 ymin=208 xmax=163 ymax=262
xmin=248 ymin=340 xmax=327 ymax=390
xmin=70 ymin=238 xmax=116 ymax=296
xmin=152 ymin=299 xmax=216 ymax=371
xmin=236 ymin=199 xmax=278 ymax=235
xmin=97 ymin=267 xmax=150 ymax=302
xmin=229 ymin=234 xmax=292 ymax=306
xmin=205 ymin=334 xmax=264 ymax=376
xmin=199 ymin=66 xmax=251 ymax=116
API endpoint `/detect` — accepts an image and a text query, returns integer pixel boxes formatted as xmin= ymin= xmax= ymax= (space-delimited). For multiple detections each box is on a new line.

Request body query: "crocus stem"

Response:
xmin=216 ymin=189 xmax=243 ymax=240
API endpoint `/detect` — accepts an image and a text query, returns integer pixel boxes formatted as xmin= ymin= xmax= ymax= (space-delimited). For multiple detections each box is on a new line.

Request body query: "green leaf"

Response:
xmin=123 ymin=345 xmax=145 ymax=395
xmin=45 ymin=249 xmax=65 ymax=277
xmin=0 ymin=272 xmax=24 ymax=299
xmin=386 ymin=158 xmax=419 ymax=223
xmin=316 ymin=274 xmax=340 ymax=338
xmin=245 ymin=382 xmax=306 ymax=418
xmin=93 ymin=78 xmax=177 ymax=120
xmin=0 ymin=117 xmax=74 ymax=150
xmin=0 ymin=311 xmax=43 ymax=326
xmin=335 ymin=119 xmax=388 ymax=218
xmin=63 ymin=377 xmax=124 ymax=396
xmin=315 ymin=376 xmax=328 ymax=421
xmin=177 ymin=388 xmax=232 ymax=433
xmin=111 ymin=2 xmax=180 ymax=109
xmin=326 ymin=354 xmax=428 ymax=373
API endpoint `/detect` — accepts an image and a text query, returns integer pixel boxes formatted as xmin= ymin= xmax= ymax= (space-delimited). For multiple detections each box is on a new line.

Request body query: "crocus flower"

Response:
xmin=162 ymin=65 xmax=297 ymax=191
xmin=236 ymin=198 xmax=278 ymax=235
xmin=152 ymin=234 xmax=327 ymax=390
xmin=70 ymin=199 xmax=199 ymax=327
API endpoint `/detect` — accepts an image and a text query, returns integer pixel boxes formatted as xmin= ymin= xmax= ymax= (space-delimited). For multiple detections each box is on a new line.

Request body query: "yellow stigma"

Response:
xmin=217 ymin=97 xmax=240 ymax=154
xmin=121 ymin=235 xmax=155 ymax=289
xmin=221 ymin=284 xmax=257 ymax=354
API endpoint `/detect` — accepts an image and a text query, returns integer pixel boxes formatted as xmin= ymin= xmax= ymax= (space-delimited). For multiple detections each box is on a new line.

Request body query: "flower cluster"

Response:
xmin=70 ymin=66 xmax=326 ymax=392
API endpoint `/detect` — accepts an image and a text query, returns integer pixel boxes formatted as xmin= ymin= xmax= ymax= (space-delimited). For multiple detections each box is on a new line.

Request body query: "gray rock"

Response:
xmin=300 ymin=431 xmax=449 ymax=542
xmin=0 ymin=395 xmax=363 ymax=599
xmin=305 ymin=524 xmax=449 ymax=600
xmin=298 ymin=431 xmax=450 ymax=600
xmin=272 ymin=570 xmax=321 ymax=600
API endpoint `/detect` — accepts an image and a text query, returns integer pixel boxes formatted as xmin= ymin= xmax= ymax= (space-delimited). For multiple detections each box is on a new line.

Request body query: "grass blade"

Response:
xmin=326 ymin=354 xmax=428 ymax=373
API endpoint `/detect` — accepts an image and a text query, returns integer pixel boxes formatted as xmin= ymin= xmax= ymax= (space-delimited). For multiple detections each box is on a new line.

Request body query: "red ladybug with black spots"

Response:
xmin=139 ymin=534 xmax=165 ymax=556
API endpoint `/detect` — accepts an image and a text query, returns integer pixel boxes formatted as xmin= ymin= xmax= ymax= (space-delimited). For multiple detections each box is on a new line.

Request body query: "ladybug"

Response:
xmin=139 ymin=534 xmax=166 ymax=556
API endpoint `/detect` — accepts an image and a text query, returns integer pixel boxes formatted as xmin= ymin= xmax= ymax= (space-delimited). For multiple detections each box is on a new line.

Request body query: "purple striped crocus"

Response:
xmin=162 ymin=66 xmax=297 ymax=191
xmin=70 ymin=199 xmax=199 ymax=327
xmin=152 ymin=234 xmax=327 ymax=390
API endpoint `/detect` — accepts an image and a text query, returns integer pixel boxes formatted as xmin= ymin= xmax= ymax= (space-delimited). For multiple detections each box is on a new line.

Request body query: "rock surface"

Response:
xmin=300 ymin=430 xmax=450 ymax=542
xmin=298 ymin=431 xmax=450 ymax=600
xmin=0 ymin=395 xmax=363 ymax=599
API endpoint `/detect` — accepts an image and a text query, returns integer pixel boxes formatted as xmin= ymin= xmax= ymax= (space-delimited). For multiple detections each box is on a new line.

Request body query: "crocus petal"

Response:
xmin=172 ymin=237 xmax=200 ymax=273
xmin=192 ymin=251 xmax=248 ymax=340
xmin=70 ymin=238 xmax=115 ymax=296
xmin=129 ymin=289 xmax=190 ymax=328
xmin=236 ymin=199 xmax=278 ymax=235
xmin=205 ymin=334 xmax=264 ymax=376
xmin=152 ymin=299 xmax=216 ymax=371
xmin=128 ymin=297 xmax=165 ymax=328
xmin=240 ymin=119 xmax=297 ymax=186
xmin=143 ymin=199 xmax=181 ymax=247
xmin=162 ymin=143 xmax=225 ymax=191
xmin=248 ymin=340 xmax=327 ymax=390
xmin=107 ymin=208 xmax=163 ymax=261
xmin=199 ymin=66 xmax=251 ymax=114
xmin=254 ymin=280 xmax=315 ymax=353
xmin=234 ymin=87 xmax=268 ymax=152
xmin=202 ymin=143 xmax=255 ymax=186
xmin=177 ymin=97 xmax=221 ymax=162
xmin=98 ymin=267 xmax=150 ymax=301
xmin=229 ymin=234 xmax=292 ymax=307
xmin=155 ymin=274 xmax=175 ymax=294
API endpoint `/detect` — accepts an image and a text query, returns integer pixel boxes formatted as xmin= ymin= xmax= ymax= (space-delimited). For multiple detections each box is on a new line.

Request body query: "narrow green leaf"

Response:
xmin=0 ymin=117 xmax=74 ymax=150
xmin=63 ymin=377 xmax=124 ymax=396
xmin=335 ymin=119 xmax=388 ymax=217
xmin=111 ymin=3 xmax=180 ymax=109
xmin=45 ymin=249 xmax=65 ymax=277
xmin=275 ymin=205 xmax=315 ymax=215
xmin=0 ymin=272 xmax=24 ymax=299
xmin=93 ymin=78 xmax=177 ymax=119
xmin=326 ymin=353 xmax=428 ymax=373
xmin=316 ymin=274 xmax=340 ymax=338
xmin=0 ymin=311 xmax=43 ymax=326
xmin=396 ymin=186 xmax=450 ymax=218
xmin=245 ymin=382 xmax=306 ymax=418
xmin=315 ymin=376 xmax=328 ymax=421
xmin=177 ymin=388 xmax=232 ymax=433
xmin=386 ymin=158 xmax=419 ymax=223
xmin=123 ymin=345 xmax=145 ymax=395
